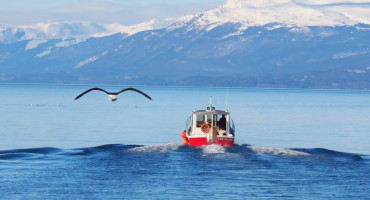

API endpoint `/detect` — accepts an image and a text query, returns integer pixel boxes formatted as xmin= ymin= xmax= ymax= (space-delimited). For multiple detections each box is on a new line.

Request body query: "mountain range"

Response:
xmin=1 ymin=0 xmax=370 ymax=89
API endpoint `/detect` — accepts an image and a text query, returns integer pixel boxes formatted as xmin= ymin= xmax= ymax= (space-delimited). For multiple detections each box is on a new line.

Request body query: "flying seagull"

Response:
xmin=74 ymin=87 xmax=152 ymax=101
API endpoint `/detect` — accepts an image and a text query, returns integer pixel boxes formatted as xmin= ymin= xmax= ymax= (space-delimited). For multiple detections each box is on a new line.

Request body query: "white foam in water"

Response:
xmin=247 ymin=146 xmax=310 ymax=156
xmin=127 ymin=142 xmax=180 ymax=153
xmin=201 ymin=144 xmax=226 ymax=154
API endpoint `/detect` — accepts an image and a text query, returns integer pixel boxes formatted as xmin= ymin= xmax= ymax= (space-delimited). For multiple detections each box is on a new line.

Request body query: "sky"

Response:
xmin=0 ymin=0 xmax=226 ymax=27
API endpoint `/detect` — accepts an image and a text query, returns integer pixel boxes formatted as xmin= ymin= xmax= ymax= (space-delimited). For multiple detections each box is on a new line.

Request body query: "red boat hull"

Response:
xmin=188 ymin=137 xmax=234 ymax=147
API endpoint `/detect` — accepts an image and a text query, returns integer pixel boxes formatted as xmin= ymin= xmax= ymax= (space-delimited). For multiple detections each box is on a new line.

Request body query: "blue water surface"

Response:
xmin=0 ymin=84 xmax=369 ymax=199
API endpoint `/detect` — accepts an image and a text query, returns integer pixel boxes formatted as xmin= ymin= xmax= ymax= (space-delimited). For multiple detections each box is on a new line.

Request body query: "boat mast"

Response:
xmin=226 ymin=89 xmax=229 ymax=111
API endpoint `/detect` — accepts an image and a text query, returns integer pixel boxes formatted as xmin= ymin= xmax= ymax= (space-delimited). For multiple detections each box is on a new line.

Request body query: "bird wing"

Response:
xmin=116 ymin=88 xmax=152 ymax=100
xmin=74 ymin=88 xmax=110 ymax=100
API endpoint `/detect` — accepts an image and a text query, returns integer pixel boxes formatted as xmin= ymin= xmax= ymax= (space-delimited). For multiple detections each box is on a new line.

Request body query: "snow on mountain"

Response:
xmin=25 ymin=39 xmax=48 ymax=50
xmin=326 ymin=6 xmax=370 ymax=25
xmin=0 ymin=18 xmax=179 ymax=45
xmin=169 ymin=0 xmax=370 ymax=33
xmin=0 ymin=22 xmax=104 ymax=44
xmin=295 ymin=0 xmax=370 ymax=5
xmin=2 ymin=0 xmax=369 ymax=45
xmin=28 ymin=22 xmax=106 ymax=38
xmin=102 ymin=18 xmax=179 ymax=37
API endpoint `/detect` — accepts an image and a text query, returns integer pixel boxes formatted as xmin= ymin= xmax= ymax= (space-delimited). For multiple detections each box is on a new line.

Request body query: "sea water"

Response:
xmin=0 ymin=84 xmax=369 ymax=199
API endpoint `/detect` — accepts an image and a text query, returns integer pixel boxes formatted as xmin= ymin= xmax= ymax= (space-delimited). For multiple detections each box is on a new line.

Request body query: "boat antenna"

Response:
xmin=209 ymin=96 xmax=213 ymax=111
xmin=226 ymin=89 xmax=229 ymax=111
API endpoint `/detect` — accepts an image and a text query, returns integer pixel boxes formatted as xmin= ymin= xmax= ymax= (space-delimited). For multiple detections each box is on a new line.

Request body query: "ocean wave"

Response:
xmin=0 ymin=147 xmax=62 ymax=160
xmin=0 ymin=144 xmax=366 ymax=162
xmin=246 ymin=146 xmax=310 ymax=156
xmin=127 ymin=142 xmax=181 ymax=153
xmin=244 ymin=146 xmax=365 ymax=161
xmin=0 ymin=147 xmax=61 ymax=155
xmin=292 ymin=148 xmax=364 ymax=161
xmin=70 ymin=144 xmax=139 ymax=155
xmin=0 ymin=153 xmax=42 ymax=160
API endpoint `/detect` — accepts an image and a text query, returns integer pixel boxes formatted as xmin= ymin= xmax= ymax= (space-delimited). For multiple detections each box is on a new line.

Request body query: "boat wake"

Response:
xmin=0 ymin=147 xmax=62 ymax=160
xmin=127 ymin=142 xmax=181 ymax=153
xmin=246 ymin=145 xmax=310 ymax=156
xmin=292 ymin=147 xmax=365 ymax=161
xmin=200 ymin=144 xmax=226 ymax=154
xmin=0 ymin=144 xmax=367 ymax=162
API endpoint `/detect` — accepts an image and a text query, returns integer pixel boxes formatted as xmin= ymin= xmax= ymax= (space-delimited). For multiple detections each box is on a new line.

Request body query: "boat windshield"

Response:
xmin=195 ymin=113 xmax=228 ymax=130
xmin=217 ymin=114 xmax=227 ymax=130
xmin=229 ymin=118 xmax=235 ymax=136
xmin=196 ymin=115 xmax=205 ymax=127
xmin=186 ymin=115 xmax=192 ymax=128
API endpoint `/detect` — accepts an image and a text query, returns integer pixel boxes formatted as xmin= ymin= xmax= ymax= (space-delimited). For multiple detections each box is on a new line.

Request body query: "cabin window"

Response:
xmin=217 ymin=114 xmax=227 ymax=130
xmin=196 ymin=115 xmax=205 ymax=127
xmin=206 ymin=114 xmax=213 ymax=125
xmin=196 ymin=114 xmax=223 ymax=128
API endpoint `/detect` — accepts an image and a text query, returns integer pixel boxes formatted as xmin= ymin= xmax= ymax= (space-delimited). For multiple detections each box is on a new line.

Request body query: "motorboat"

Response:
xmin=181 ymin=98 xmax=235 ymax=146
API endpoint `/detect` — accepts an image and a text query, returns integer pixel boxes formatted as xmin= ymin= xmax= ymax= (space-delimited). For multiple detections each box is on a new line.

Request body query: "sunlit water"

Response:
xmin=1 ymin=84 xmax=369 ymax=199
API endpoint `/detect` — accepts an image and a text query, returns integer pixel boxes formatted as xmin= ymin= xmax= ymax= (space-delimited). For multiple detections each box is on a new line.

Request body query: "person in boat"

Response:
xmin=218 ymin=114 xmax=226 ymax=130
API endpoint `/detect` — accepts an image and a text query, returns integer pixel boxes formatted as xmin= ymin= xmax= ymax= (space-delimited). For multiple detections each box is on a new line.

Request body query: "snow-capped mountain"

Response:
xmin=0 ymin=22 xmax=105 ymax=44
xmin=0 ymin=18 xmax=179 ymax=44
xmin=168 ymin=0 xmax=370 ymax=32
xmin=3 ymin=0 xmax=368 ymax=44
xmin=1 ymin=0 xmax=370 ymax=88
